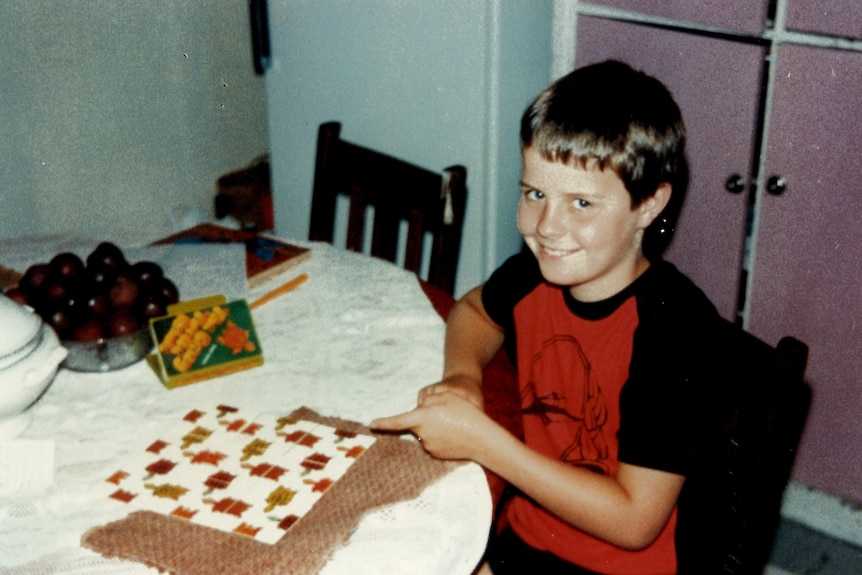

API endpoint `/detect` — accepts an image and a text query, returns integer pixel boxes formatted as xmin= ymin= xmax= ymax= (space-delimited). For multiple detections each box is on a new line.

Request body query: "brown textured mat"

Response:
xmin=82 ymin=407 xmax=459 ymax=575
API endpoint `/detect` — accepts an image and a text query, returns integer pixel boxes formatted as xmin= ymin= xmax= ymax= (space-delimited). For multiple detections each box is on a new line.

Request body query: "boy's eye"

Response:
xmin=524 ymin=188 xmax=544 ymax=200
xmin=574 ymin=198 xmax=591 ymax=209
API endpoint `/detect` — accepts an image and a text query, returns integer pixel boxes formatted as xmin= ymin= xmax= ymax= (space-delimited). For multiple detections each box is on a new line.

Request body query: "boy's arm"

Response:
xmin=472 ymin=415 xmax=684 ymax=550
xmin=377 ymin=391 xmax=683 ymax=551
xmin=417 ymin=285 xmax=505 ymax=408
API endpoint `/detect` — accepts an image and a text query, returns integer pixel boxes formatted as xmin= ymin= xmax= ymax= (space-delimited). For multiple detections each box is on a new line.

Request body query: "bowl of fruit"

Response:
xmin=5 ymin=242 xmax=180 ymax=372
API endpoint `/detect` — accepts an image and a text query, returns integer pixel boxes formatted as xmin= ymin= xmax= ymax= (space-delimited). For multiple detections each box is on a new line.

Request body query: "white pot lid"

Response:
xmin=0 ymin=297 xmax=46 ymax=371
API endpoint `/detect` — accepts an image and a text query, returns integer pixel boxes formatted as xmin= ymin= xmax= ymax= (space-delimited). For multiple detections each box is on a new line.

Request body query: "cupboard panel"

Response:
xmin=749 ymin=44 xmax=862 ymax=499
xmin=575 ymin=16 xmax=766 ymax=320
xmin=582 ymin=0 xmax=768 ymax=35
xmin=785 ymin=0 xmax=862 ymax=39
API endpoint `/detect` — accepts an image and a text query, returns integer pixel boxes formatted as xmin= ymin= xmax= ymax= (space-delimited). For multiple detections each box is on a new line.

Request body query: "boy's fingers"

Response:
xmin=418 ymin=382 xmax=451 ymax=403
xmin=370 ymin=410 xmax=417 ymax=432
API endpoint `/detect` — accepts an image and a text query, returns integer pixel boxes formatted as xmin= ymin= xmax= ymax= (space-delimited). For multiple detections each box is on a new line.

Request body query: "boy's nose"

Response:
xmin=536 ymin=204 xmax=564 ymax=238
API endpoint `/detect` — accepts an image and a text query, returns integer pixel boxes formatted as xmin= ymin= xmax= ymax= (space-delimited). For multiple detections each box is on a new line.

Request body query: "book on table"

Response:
xmin=153 ymin=223 xmax=311 ymax=289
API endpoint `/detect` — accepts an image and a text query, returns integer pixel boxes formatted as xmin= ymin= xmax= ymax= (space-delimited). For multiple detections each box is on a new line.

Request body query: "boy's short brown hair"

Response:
xmin=520 ymin=60 xmax=688 ymax=258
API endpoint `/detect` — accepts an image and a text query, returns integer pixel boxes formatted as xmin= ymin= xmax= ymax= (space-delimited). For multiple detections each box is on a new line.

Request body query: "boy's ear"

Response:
xmin=638 ymin=182 xmax=672 ymax=228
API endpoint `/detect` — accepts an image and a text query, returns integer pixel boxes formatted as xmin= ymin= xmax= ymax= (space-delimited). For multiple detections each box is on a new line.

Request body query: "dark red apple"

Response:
xmin=41 ymin=277 xmax=74 ymax=306
xmin=155 ymin=277 xmax=180 ymax=305
xmin=76 ymin=291 xmax=111 ymax=318
xmin=137 ymin=293 xmax=168 ymax=320
xmin=109 ymin=276 xmax=139 ymax=309
xmin=86 ymin=242 xmax=127 ymax=271
xmin=20 ymin=263 xmax=52 ymax=297
xmin=85 ymin=262 xmax=118 ymax=293
xmin=41 ymin=305 xmax=76 ymax=339
xmin=72 ymin=318 xmax=106 ymax=341
xmin=49 ymin=252 xmax=85 ymax=281
xmin=131 ymin=260 xmax=164 ymax=285
xmin=106 ymin=309 xmax=141 ymax=337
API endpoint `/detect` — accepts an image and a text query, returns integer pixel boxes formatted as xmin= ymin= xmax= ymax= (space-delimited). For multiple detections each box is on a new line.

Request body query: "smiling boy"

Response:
xmin=372 ymin=60 xmax=725 ymax=575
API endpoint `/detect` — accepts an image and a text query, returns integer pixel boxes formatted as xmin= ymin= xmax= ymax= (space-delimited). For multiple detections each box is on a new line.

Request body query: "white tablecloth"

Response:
xmin=0 ymin=236 xmax=491 ymax=575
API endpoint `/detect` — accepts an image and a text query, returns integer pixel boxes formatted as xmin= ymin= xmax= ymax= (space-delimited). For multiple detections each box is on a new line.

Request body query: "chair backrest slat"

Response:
xmin=402 ymin=210 xmax=425 ymax=275
xmin=345 ymin=186 xmax=366 ymax=254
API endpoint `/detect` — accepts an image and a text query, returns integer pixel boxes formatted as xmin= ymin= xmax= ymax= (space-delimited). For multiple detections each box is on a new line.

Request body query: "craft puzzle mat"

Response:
xmin=102 ymin=405 xmax=375 ymax=545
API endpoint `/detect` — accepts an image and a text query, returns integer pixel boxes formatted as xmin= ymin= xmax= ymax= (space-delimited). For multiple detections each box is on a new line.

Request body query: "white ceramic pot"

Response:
xmin=0 ymin=297 xmax=67 ymax=438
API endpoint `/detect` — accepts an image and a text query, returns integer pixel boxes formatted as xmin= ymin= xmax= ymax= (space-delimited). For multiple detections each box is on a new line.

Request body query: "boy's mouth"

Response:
xmin=539 ymin=245 xmax=578 ymax=258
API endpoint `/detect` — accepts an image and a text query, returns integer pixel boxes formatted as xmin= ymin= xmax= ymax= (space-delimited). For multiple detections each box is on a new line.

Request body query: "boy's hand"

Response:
xmin=370 ymin=391 xmax=494 ymax=461
xmin=417 ymin=374 xmax=484 ymax=409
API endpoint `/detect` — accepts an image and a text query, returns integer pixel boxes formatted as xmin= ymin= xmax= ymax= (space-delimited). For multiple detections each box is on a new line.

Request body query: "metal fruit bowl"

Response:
xmin=62 ymin=328 xmax=153 ymax=372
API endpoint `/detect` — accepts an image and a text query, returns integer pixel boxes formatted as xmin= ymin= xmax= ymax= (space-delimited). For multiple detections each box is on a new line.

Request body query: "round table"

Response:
xmin=0 ymin=234 xmax=491 ymax=575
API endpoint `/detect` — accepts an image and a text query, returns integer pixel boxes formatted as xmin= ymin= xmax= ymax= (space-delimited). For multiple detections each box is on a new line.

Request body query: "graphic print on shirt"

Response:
xmin=521 ymin=334 xmax=610 ymax=475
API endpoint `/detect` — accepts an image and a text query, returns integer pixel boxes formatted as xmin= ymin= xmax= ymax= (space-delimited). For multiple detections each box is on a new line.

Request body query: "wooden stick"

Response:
xmin=249 ymin=273 xmax=309 ymax=309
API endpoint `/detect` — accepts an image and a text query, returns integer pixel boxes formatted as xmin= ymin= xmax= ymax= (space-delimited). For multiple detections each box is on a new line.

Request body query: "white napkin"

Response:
xmin=0 ymin=440 xmax=55 ymax=497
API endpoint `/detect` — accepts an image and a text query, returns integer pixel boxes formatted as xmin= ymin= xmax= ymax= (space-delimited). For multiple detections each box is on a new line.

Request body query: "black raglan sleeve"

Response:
xmin=617 ymin=261 xmax=725 ymax=476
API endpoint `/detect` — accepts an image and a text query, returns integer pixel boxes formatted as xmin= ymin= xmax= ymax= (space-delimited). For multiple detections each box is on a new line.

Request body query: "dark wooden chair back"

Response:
xmin=677 ymin=327 xmax=811 ymax=574
xmin=309 ymin=122 xmax=467 ymax=295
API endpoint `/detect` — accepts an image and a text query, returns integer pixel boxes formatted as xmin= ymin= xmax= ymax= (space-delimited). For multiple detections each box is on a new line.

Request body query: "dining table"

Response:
xmin=0 ymin=230 xmax=497 ymax=575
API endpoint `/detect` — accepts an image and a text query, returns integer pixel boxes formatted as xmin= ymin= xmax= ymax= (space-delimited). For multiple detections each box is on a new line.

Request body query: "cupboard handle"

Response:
xmin=725 ymin=174 xmax=746 ymax=194
xmin=766 ymin=176 xmax=787 ymax=196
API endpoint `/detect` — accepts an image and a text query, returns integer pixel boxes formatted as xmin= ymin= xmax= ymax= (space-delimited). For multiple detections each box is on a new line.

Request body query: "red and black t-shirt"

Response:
xmin=482 ymin=251 xmax=725 ymax=575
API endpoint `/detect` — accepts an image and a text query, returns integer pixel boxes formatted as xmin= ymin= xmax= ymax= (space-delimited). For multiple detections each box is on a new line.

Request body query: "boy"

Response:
xmin=372 ymin=60 xmax=725 ymax=575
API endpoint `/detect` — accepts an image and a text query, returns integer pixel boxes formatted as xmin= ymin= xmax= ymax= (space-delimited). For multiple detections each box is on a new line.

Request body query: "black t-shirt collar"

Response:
xmin=561 ymin=263 xmax=661 ymax=320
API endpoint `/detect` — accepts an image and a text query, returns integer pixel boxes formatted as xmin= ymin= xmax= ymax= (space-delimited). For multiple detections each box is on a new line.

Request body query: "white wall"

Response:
xmin=1 ymin=0 xmax=553 ymax=294
xmin=0 ymin=1 xmax=268 ymax=243
xmin=265 ymin=0 xmax=553 ymax=295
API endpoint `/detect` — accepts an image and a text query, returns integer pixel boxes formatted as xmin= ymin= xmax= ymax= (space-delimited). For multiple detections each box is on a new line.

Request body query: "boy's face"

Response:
xmin=518 ymin=146 xmax=666 ymax=302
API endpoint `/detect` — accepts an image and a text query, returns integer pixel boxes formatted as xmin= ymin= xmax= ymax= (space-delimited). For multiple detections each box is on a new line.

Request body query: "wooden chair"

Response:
xmin=309 ymin=122 xmax=467 ymax=295
xmin=676 ymin=327 xmax=811 ymax=574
